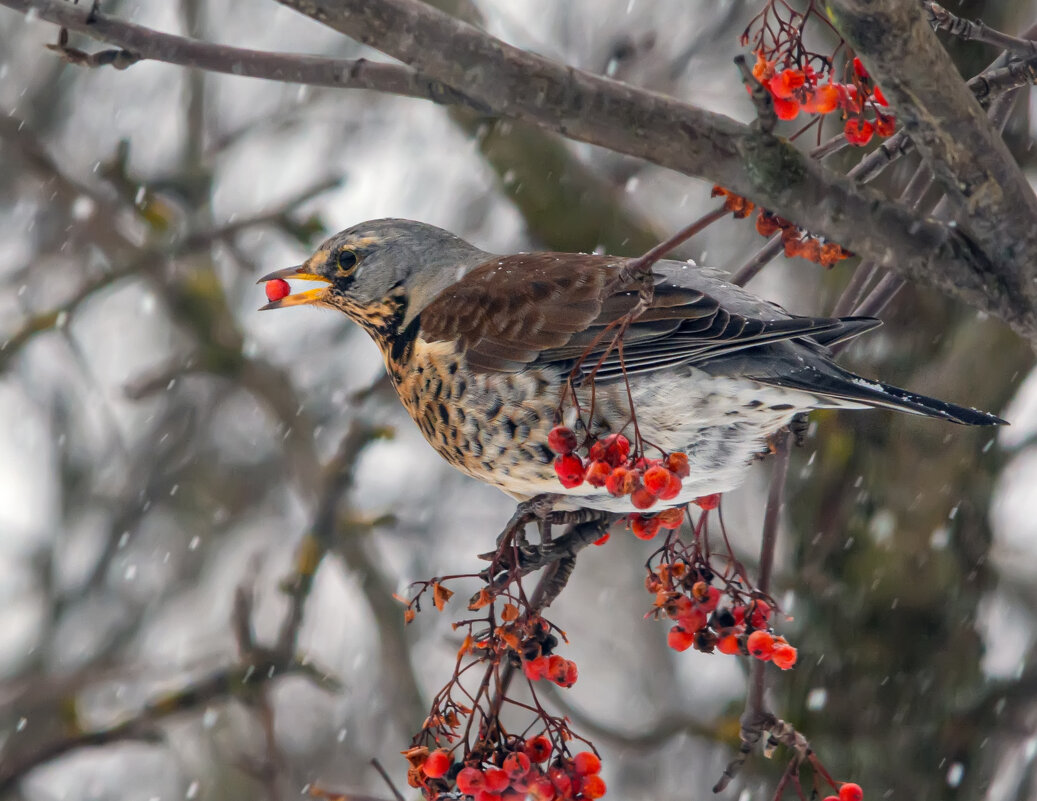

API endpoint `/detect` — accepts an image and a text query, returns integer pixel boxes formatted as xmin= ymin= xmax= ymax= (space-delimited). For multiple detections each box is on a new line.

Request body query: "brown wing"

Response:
xmin=418 ymin=252 xmax=848 ymax=377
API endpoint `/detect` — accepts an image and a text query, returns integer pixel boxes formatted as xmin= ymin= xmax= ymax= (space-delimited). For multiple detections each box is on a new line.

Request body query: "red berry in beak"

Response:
xmin=265 ymin=278 xmax=291 ymax=302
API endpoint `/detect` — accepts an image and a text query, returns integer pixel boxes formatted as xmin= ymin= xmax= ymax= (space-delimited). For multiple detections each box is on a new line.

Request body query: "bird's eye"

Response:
xmin=337 ymin=249 xmax=358 ymax=272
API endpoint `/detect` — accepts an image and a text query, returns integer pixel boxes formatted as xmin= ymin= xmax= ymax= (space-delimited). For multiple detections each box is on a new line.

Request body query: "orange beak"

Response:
xmin=257 ymin=265 xmax=331 ymax=310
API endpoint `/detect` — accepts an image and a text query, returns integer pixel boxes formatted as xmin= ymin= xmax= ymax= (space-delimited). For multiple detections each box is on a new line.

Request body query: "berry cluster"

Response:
xmin=712 ymin=187 xmax=852 ymax=268
xmin=646 ymin=560 xmax=797 ymax=669
xmin=408 ymin=739 xmax=607 ymax=801
xmin=548 ymin=428 xmax=691 ymax=511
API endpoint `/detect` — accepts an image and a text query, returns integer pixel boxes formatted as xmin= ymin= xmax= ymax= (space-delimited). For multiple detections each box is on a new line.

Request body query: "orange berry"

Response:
xmin=768 ymin=69 xmax=806 ymax=98
xmin=584 ymin=460 xmax=611 ymax=487
xmin=667 ymin=625 xmax=695 ymax=652
xmin=695 ymin=494 xmax=720 ymax=510
xmin=630 ymin=487 xmax=658 ymax=509
xmin=582 ymin=774 xmax=607 ymax=799
xmin=524 ymin=735 xmax=552 ymax=763
xmin=772 ymin=643 xmax=798 ymax=670
xmin=839 ymin=783 xmax=864 ymax=801
xmin=664 ymin=451 xmax=690 ymax=478
xmin=573 ymin=751 xmax=602 ymax=776
xmin=747 ymin=630 xmax=776 ymax=660
xmin=643 ymin=466 xmax=673 ymax=495
xmin=630 ymin=514 xmax=661 ymax=540
xmin=717 ymin=633 xmax=741 ymax=654
xmin=547 ymin=426 xmax=578 ymax=455
xmin=553 ymin=455 xmax=585 ymax=488
xmin=421 ymin=749 xmax=452 ymax=778
xmin=484 ymin=768 xmax=510 ymax=792
xmin=605 ymin=466 xmax=636 ymax=497
xmin=457 ymin=767 xmax=487 ymax=794
xmin=656 ymin=507 xmax=684 ymax=530
xmin=503 ymin=752 xmax=531 ymax=779
xmin=802 ymin=84 xmax=840 ymax=114
xmin=657 ymin=471 xmax=683 ymax=500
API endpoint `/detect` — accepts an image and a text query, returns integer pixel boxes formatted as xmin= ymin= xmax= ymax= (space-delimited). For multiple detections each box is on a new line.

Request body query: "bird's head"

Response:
xmin=259 ymin=219 xmax=489 ymax=340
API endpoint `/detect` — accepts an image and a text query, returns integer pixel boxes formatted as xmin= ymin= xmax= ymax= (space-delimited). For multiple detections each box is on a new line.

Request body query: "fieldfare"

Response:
xmin=259 ymin=219 xmax=1003 ymax=512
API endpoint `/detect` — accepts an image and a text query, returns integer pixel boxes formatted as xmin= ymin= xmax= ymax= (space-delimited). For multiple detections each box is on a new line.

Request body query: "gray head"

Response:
xmin=258 ymin=218 xmax=489 ymax=333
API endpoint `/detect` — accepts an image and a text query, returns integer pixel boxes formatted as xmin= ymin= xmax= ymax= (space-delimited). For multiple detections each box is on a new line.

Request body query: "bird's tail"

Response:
xmin=756 ymin=363 xmax=1006 ymax=426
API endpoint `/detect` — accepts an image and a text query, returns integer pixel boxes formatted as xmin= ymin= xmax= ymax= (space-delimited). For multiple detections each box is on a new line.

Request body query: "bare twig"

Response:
xmin=926 ymin=2 xmax=1037 ymax=58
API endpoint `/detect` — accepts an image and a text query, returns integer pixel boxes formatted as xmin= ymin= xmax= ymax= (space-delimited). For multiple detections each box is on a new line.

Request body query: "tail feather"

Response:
xmin=756 ymin=363 xmax=1006 ymax=426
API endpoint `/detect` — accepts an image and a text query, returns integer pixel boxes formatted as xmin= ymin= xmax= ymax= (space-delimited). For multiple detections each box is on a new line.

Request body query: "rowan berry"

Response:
xmin=554 ymin=455 xmax=585 ymax=488
xmin=664 ymin=451 xmax=690 ymax=478
xmin=523 ymin=655 xmax=550 ymax=681
xmin=582 ymin=774 xmax=607 ymax=799
xmin=772 ymin=643 xmax=798 ymax=670
xmin=524 ymin=736 xmax=552 ymax=763
xmin=717 ymin=633 xmax=741 ymax=655
xmin=528 ymin=775 xmax=556 ymax=801
xmin=668 ymin=626 xmax=695 ymax=652
xmin=547 ymin=426 xmax=578 ymax=455
xmin=593 ymin=532 xmax=610 ymax=546
xmin=656 ymin=471 xmax=683 ymax=500
xmin=474 ymin=792 xmax=503 ymax=801
xmin=457 ymin=767 xmax=487 ymax=794
xmin=548 ymin=766 xmax=572 ymax=796
xmin=264 ymin=278 xmax=291 ymax=302
xmin=503 ymin=752 xmax=531 ymax=779
xmin=874 ymin=114 xmax=895 ymax=137
xmin=573 ymin=751 xmax=602 ymax=776
xmin=421 ymin=749 xmax=452 ymax=778
xmin=839 ymin=783 xmax=864 ymax=801
xmin=484 ymin=768 xmax=511 ymax=792
xmin=823 ymin=797 xmax=840 ymax=801
xmin=747 ymin=630 xmax=776 ymax=660
xmin=748 ymin=600 xmax=772 ymax=628
xmin=642 ymin=466 xmax=672 ymax=495
xmin=584 ymin=460 xmax=611 ymax=487
xmin=605 ymin=466 xmax=637 ymax=497
xmin=844 ymin=118 xmax=874 ymax=146
xmin=630 ymin=487 xmax=658 ymax=510
xmin=598 ymin=433 xmax=631 ymax=466
xmin=801 ymin=84 xmax=840 ymax=114
xmin=695 ymin=494 xmax=720 ymax=510
xmin=677 ymin=607 xmax=708 ymax=634
xmin=772 ymin=97 xmax=800 ymax=120
xmin=873 ymin=85 xmax=888 ymax=105
xmin=852 ymin=57 xmax=868 ymax=79
xmin=630 ymin=514 xmax=661 ymax=540
xmin=769 ymin=69 xmax=806 ymax=99
xmin=656 ymin=507 xmax=684 ymax=530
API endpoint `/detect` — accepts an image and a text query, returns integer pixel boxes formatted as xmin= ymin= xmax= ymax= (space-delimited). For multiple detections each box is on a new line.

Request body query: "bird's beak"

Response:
xmin=257 ymin=265 xmax=331 ymax=310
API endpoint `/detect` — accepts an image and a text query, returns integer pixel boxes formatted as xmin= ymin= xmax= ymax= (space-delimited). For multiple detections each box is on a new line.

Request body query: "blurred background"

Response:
xmin=1 ymin=1 xmax=1036 ymax=799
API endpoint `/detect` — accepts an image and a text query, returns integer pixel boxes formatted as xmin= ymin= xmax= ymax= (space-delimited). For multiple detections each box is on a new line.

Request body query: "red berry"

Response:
xmin=748 ymin=600 xmax=772 ymax=628
xmin=630 ymin=514 xmax=661 ymax=540
xmin=664 ymin=452 xmax=690 ymax=478
xmin=551 ymin=658 xmax=578 ymax=688
xmin=802 ymin=84 xmax=840 ymax=114
xmin=630 ymin=487 xmax=658 ymax=509
xmin=523 ymin=655 xmax=550 ymax=681
xmin=772 ymin=96 xmax=800 ymax=120
xmin=656 ymin=507 xmax=684 ymax=530
xmin=642 ymin=466 xmax=672 ymax=495
xmin=584 ymin=460 xmax=611 ymax=487
xmin=844 ymin=118 xmax=874 ymax=146
xmin=874 ymin=114 xmax=895 ymax=137
xmin=475 ymin=792 xmax=503 ymax=801
xmin=528 ymin=776 xmax=556 ymax=801
xmin=772 ymin=643 xmax=798 ymax=670
xmin=852 ymin=57 xmax=868 ymax=79
xmin=768 ymin=69 xmax=806 ymax=99
xmin=839 ymin=783 xmax=864 ymax=801
xmin=657 ymin=471 xmax=683 ymax=500
xmin=524 ymin=735 xmax=552 ymax=763
xmin=668 ymin=626 xmax=695 ymax=652
xmin=547 ymin=426 xmax=578 ymax=455
xmin=747 ymin=630 xmax=776 ymax=660
xmin=548 ymin=767 xmax=572 ymax=796
xmin=422 ymin=749 xmax=452 ymax=778
xmin=823 ymin=797 xmax=840 ymax=801
xmin=695 ymin=494 xmax=720 ymax=510
xmin=264 ymin=278 xmax=291 ymax=302
xmin=677 ymin=608 xmax=708 ymax=633
xmin=717 ymin=633 xmax=741 ymax=655
xmin=553 ymin=455 xmax=585 ymax=488
xmin=457 ymin=767 xmax=487 ymax=794
xmin=484 ymin=768 xmax=510 ymax=792
xmin=503 ymin=752 xmax=531 ymax=779
xmin=582 ymin=774 xmax=607 ymax=799
xmin=573 ymin=751 xmax=602 ymax=776
xmin=873 ymin=85 xmax=889 ymax=106
xmin=599 ymin=433 xmax=631 ymax=466
xmin=604 ymin=466 xmax=636 ymax=497
xmin=593 ymin=531 xmax=610 ymax=546
xmin=698 ymin=585 xmax=721 ymax=613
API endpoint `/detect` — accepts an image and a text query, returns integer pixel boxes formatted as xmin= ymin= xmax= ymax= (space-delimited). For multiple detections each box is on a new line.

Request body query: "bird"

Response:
xmin=259 ymin=218 xmax=1005 ymax=513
